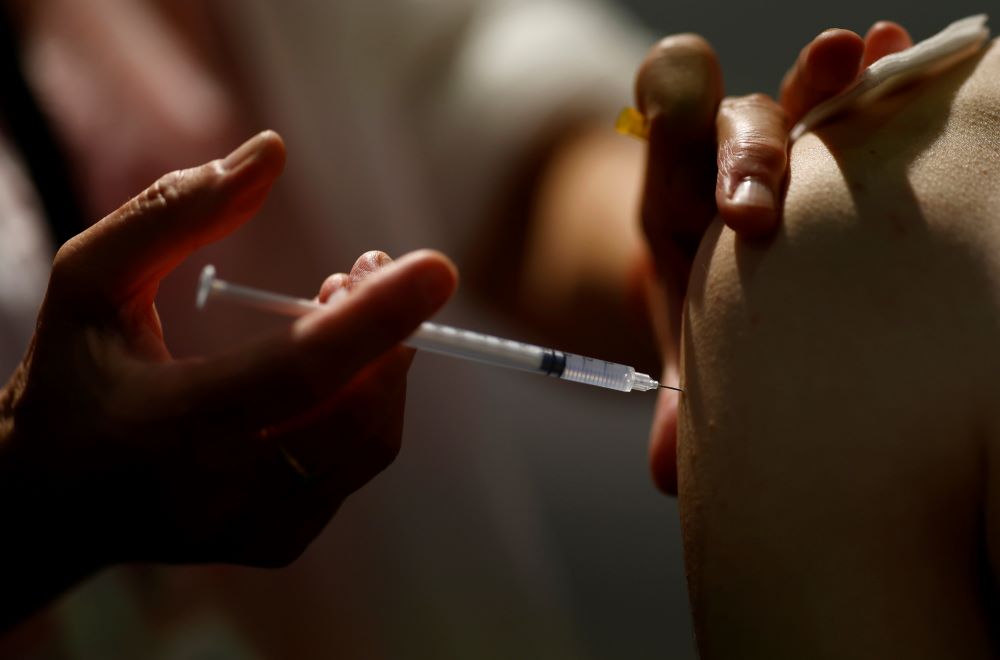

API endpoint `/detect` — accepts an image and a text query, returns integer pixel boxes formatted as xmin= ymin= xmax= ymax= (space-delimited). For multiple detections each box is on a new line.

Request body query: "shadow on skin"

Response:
xmin=676 ymin=46 xmax=1000 ymax=653
xmin=681 ymin=43 xmax=993 ymax=516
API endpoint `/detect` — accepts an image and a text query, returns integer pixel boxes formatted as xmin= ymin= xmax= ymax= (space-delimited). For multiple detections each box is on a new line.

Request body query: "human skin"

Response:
xmin=0 ymin=131 xmax=458 ymax=629
xmin=638 ymin=23 xmax=913 ymax=493
xmin=0 ymin=5 xmax=913 ymax=633
xmin=7 ymin=0 xmax=910 ymax=394
xmin=510 ymin=26 xmax=911 ymax=367
xmin=675 ymin=37 xmax=1000 ymax=659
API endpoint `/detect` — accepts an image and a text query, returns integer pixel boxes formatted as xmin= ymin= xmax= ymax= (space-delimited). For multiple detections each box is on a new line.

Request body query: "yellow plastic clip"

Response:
xmin=615 ymin=106 xmax=649 ymax=141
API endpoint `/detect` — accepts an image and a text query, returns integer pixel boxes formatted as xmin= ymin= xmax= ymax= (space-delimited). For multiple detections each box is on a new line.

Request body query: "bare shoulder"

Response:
xmin=678 ymin=39 xmax=1000 ymax=659
xmin=688 ymin=38 xmax=1000 ymax=418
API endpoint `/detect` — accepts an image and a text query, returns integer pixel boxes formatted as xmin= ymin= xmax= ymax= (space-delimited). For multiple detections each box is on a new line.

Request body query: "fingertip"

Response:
xmin=318 ymin=273 xmax=350 ymax=303
xmin=863 ymin=21 xmax=913 ymax=67
xmin=350 ymin=251 xmax=393 ymax=287
xmin=649 ymin=389 xmax=680 ymax=496
xmin=804 ymin=29 xmax=865 ymax=93
xmin=636 ymin=33 xmax=723 ymax=137
xmin=257 ymin=131 xmax=287 ymax=177
xmin=204 ymin=131 xmax=287 ymax=234
xmin=254 ymin=129 xmax=287 ymax=169
xmin=396 ymin=249 xmax=459 ymax=309
xmin=222 ymin=130 xmax=286 ymax=175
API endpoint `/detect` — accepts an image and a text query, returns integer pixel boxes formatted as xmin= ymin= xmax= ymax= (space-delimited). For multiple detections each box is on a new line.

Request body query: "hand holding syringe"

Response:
xmin=197 ymin=266 xmax=681 ymax=394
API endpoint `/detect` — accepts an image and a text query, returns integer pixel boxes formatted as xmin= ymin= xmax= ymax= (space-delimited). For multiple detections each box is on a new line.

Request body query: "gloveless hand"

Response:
xmin=0 ymin=131 xmax=457 ymax=627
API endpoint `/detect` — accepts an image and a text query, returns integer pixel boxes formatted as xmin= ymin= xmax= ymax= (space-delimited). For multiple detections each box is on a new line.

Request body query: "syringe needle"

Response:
xmin=659 ymin=385 xmax=684 ymax=393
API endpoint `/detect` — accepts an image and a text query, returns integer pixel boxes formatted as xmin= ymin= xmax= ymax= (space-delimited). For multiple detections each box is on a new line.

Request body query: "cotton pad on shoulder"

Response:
xmin=790 ymin=15 xmax=992 ymax=141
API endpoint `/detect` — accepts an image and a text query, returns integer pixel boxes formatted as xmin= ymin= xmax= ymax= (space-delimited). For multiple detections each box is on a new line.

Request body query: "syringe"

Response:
xmin=196 ymin=265 xmax=681 ymax=394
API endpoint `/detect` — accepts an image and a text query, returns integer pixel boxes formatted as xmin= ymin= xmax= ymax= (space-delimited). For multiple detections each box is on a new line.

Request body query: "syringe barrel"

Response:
xmin=559 ymin=354 xmax=634 ymax=392
xmin=408 ymin=323 xmax=637 ymax=391
xmin=408 ymin=322 xmax=547 ymax=373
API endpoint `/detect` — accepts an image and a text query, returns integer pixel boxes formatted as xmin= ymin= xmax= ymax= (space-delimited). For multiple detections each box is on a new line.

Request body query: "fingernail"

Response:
xmin=730 ymin=178 xmax=775 ymax=210
xmin=223 ymin=132 xmax=268 ymax=171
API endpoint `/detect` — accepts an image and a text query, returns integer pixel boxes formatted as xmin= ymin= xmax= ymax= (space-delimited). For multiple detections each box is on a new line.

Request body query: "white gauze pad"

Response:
xmin=790 ymin=15 xmax=991 ymax=141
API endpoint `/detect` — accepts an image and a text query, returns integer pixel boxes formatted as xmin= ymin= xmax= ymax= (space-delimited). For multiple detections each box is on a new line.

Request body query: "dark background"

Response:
xmin=616 ymin=2 xmax=987 ymax=94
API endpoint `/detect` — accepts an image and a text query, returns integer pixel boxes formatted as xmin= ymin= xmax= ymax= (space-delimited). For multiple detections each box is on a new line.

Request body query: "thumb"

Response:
xmin=182 ymin=250 xmax=459 ymax=431
xmin=51 ymin=131 xmax=286 ymax=308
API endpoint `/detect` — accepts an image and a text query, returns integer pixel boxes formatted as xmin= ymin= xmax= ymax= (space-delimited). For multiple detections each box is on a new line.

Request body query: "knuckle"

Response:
xmin=719 ymin=93 xmax=779 ymax=117
xmin=730 ymin=139 xmax=787 ymax=172
xmin=718 ymin=93 xmax=788 ymax=177
xmin=139 ymin=169 xmax=186 ymax=212
xmin=732 ymin=140 xmax=787 ymax=172
xmin=130 ymin=163 xmax=221 ymax=218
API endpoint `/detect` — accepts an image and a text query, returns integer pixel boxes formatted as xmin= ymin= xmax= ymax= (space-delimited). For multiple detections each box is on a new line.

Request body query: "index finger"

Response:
xmin=52 ymin=132 xmax=286 ymax=309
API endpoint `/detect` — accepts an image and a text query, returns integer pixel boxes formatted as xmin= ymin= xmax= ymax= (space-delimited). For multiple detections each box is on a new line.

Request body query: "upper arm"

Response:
xmin=677 ymin=55 xmax=1000 ymax=655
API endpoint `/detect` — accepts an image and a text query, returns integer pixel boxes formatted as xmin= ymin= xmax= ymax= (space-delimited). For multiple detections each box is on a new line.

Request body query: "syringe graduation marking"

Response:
xmin=196 ymin=265 xmax=682 ymax=394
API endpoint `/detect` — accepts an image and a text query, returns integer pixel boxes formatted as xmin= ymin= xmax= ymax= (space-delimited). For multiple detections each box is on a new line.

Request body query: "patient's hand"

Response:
xmin=635 ymin=22 xmax=912 ymax=493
